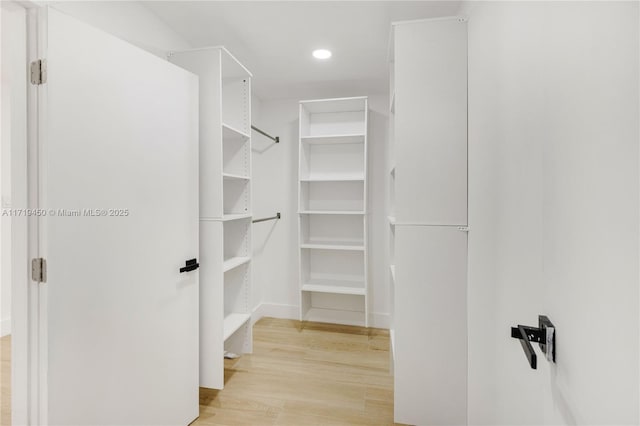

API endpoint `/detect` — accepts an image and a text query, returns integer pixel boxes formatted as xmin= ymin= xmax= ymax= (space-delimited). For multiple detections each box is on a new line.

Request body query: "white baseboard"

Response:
xmin=252 ymin=302 xmax=298 ymax=324
xmin=369 ymin=312 xmax=391 ymax=329
xmin=252 ymin=302 xmax=390 ymax=329
xmin=0 ymin=318 xmax=11 ymax=337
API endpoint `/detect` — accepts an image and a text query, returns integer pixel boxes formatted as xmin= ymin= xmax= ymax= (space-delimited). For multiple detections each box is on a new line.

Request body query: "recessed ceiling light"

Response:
xmin=312 ymin=49 xmax=332 ymax=60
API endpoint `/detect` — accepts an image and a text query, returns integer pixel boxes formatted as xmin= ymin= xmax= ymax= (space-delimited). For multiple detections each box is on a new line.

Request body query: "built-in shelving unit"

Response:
xmin=389 ymin=17 xmax=469 ymax=426
xmin=298 ymin=97 xmax=369 ymax=327
xmin=170 ymin=46 xmax=253 ymax=391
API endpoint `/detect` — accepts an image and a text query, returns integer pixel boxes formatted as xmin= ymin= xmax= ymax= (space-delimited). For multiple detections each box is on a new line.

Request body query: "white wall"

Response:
xmin=51 ymin=1 xmax=191 ymax=57
xmin=464 ymin=1 xmax=639 ymax=424
xmin=251 ymin=94 xmax=390 ymax=327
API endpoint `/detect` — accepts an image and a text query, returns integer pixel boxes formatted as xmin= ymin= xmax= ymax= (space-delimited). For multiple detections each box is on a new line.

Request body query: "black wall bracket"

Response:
xmin=510 ymin=315 xmax=555 ymax=369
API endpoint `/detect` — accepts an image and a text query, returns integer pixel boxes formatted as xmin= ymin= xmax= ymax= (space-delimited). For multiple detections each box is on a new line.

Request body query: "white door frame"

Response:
xmin=1 ymin=1 xmax=31 ymax=424
xmin=5 ymin=2 xmax=46 ymax=424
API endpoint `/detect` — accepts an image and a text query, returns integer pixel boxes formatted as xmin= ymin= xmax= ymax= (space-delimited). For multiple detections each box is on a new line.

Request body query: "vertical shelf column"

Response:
xmin=390 ymin=17 xmax=468 ymax=426
xmin=297 ymin=97 xmax=369 ymax=327
xmin=169 ymin=47 xmax=253 ymax=390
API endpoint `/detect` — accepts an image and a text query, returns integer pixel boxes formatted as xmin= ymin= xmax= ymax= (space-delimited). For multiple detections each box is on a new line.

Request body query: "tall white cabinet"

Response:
xmin=298 ymin=97 xmax=369 ymax=327
xmin=389 ymin=18 xmax=468 ymax=425
xmin=169 ymin=47 xmax=253 ymax=390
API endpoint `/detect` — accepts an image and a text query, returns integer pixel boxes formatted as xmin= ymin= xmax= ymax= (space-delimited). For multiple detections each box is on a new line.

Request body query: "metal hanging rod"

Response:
xmin=252 ymin=212 xmax=281 ymax=223
xmin=251 ymin=125 xmax=279 ymax=143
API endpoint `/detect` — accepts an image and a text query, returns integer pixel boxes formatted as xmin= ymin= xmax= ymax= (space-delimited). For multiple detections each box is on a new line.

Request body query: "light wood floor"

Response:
xmin=0 ymin=318 xmax=397 ymax=425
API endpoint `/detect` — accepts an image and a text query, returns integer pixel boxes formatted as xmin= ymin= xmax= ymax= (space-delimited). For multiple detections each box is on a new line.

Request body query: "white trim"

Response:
xmin=34 ymin=5 xmax=48 ymax=424
xmin=369 ymin=312 xmax=390 ymax=329
xmin=251 ymin=302 xmax=298 ymax=324
xmin=0 ymin=319 xmax=11 ymax=337
xmin=4 ymin=2 xmax=41 ymax=424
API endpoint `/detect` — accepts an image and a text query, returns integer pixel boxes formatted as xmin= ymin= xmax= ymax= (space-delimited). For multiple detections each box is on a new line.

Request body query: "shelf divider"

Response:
xmin=223 ymin=313 xmax=251 ymax=341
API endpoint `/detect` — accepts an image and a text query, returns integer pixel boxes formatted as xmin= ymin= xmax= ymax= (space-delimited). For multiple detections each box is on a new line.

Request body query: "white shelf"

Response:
xmin=300 ymin=241 xmax=365 ymax=251
xmin=390 ymin=265 xmax=396 ymax=283
xmin=300 ymin=134 xmax=365 ymax=145
xmin=301 ymin=279 xmax=366 ymax=296
xmin=223 ymin=172 xmax=250 ymax=181
xmin=222 ymin=123 xmax=250 ymax=140
xmin=300 ymin=177 xmax=364 ymax=182
xmin=223 ymin=313 xmax=251 ymax=341
xmin=300 ymin=96 xmax=367 ymax=113
xmin=221 ymin=213 xmax=252 ymax=222
xmin=222 ymin=256 xmax=251 ymax=272
xmin=299 ymin=210 xmax=365 ymax=215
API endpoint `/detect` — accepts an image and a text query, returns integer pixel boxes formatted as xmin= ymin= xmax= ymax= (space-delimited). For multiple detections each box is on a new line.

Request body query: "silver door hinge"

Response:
xmin=31 ymin=258 xmax=47 ymax=283
xmin=30 ymin=59 xmax=47 ymax=85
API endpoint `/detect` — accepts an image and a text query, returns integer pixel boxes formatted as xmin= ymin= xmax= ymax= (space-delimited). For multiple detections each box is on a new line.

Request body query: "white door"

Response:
xmin=36 ymin=8 xmax=199 ymax=425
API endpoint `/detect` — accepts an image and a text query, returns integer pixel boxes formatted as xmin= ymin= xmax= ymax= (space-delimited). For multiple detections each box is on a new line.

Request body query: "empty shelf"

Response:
xmin=300 ymin=241 xmax=365 ymax=251
xmin=221 ymin=213 xmax=252 ymax=221
xmin=300 ymin=134 xmax=365 ymax=145
xmin=301 ymin=279 xmax=366 ymax=296
xmin=222 ymin=123 xmax=250 ymax=140
xmin=223 ymin=313 xmax=251 ymax=341
xmin=223 ymin=256 xmax=251 ymax=272
xmin=223 ymin=173 xmax=250 ymax=181
xmin=299 ymin=210 xmax=365 ymax=215
xmin=300 ymin=177 xmax=365 ymax=182
xmin=300 ymin=97 xmax=367 ymax=114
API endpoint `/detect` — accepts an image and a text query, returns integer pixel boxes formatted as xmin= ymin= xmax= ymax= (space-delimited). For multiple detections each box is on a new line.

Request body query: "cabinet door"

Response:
xmin=394 ymin=225 xmax=467 ymax=425
xmin=394 ymin=19 xmax=467 ymax=225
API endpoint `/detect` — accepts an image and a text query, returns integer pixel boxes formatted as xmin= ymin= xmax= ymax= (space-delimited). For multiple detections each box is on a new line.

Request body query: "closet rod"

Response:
xmin=251 ymin=125 xmax=280 ymax=143
xmin=252 ymin=212 xmax=281 ymax=223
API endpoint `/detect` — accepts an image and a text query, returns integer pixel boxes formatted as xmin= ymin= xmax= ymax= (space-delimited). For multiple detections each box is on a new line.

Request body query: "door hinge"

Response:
xmin=30 ymin=59 xmax=47 ymax=85
xmin=31 ymin=258 xmax=47 ymax=283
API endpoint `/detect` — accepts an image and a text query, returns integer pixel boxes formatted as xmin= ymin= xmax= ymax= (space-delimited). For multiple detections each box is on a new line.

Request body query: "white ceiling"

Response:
xmin=143 ymin=1 xmax=462 ymax=100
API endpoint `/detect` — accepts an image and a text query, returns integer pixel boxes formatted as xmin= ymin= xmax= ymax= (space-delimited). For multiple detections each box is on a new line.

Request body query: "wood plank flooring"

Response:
xmin=0 ymin=317 xmax=397 ymax=425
